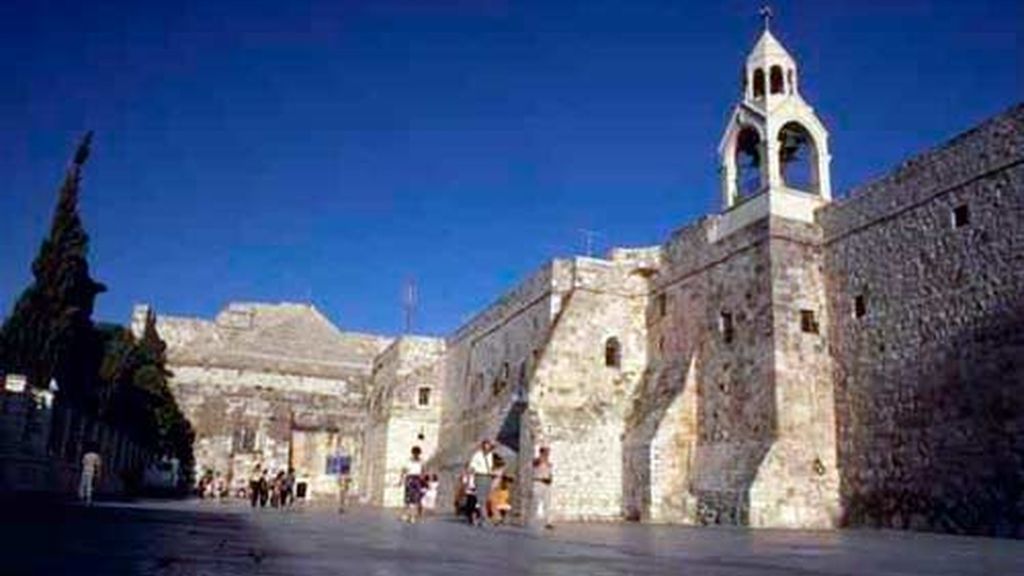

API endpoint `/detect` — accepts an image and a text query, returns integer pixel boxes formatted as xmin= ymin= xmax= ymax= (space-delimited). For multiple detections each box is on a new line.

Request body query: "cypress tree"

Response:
xmin=0 ymin=132 xmax=106 ymax=402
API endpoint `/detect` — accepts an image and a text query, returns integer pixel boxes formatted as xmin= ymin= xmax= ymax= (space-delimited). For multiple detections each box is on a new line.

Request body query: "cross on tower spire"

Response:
xmin=759 ymin=5 xmax=773 ymax=31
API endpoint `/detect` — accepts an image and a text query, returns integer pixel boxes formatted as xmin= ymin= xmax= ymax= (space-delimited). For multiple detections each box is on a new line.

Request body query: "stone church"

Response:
xmin=136 ymin=23 xmax=1023 ymax=535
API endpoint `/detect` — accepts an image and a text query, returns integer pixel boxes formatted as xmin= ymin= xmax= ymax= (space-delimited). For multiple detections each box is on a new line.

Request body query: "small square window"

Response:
xmin=854 ymin=295 xmax=867 ymax=319
xmin=719 ymin=312 xmax=734 ymax=344
xmin=952 ymin=204 xmax=970 ymax=228
xmin=417 ymin=387 xmax=431 ymax=407
xmin=800 ymin=310 xmax=819 ymax=334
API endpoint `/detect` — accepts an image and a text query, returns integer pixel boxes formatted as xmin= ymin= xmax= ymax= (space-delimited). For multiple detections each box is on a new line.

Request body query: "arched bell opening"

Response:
xmin=778 ymin=122 xmax=820 ymax=194
xmin=769 ymin=66 xmax=784 ymax=95
xmin=735 ymin=127 xmax=764 ymax=198
xmin=752 ymin=69 xmax=766 ymax=99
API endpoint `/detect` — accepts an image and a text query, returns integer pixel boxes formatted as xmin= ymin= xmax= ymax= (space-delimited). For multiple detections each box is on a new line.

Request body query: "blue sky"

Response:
xmin=1 ymin=0 xmax=1021 ymax=336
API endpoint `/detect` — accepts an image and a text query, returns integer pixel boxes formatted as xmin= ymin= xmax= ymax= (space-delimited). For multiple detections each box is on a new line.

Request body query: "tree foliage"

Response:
xmin=0 ymin=132 xmax=106 ymax=404
xmin=99 ymin=313 xmax=194 ymax=474
xmin=0 ymin=134 xmax=193 ymax=482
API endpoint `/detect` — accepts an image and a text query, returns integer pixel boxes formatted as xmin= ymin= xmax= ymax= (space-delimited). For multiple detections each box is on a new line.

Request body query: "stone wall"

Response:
xmin=1 ymin=383 xmax=154 ymax=498
xmin=141 ymin=302 xmax=391 ymax=501
xmin=433 ymin=262 xmax=565 ymax=513
xmin=169 ymin=365 xmax=368 ymax=498
xmin=529 ymin=256 xmax=650 ymax=521
xmin=622 ymin=204 xmax=840 ymax=529
xmin=820 ymin=104 xmax=1024 ymax=537
xmin=630 ymin=216 xmax=782 ymax=526
xmin=361 ymin=336 xmax=445 ymax=507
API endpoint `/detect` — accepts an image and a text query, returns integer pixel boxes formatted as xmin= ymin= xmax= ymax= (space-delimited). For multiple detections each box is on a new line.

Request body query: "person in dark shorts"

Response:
xmin=400 ymin=446 xmax=425 ymax=523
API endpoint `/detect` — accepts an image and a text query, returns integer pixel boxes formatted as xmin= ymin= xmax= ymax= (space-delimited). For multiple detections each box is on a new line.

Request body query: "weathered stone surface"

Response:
xmin=820 ymin=104 xmax=1024 ymax=537
xmin=361 ymin=336 xmax=445 ymax=507
xmin=136 ymin=302 xmax=391 ymax=500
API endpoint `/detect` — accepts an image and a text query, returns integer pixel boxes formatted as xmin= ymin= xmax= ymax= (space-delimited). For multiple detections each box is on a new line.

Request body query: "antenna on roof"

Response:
xmin=578 ymin=228 xmax=603 ymax=258
xmin=402 ymin=276 xmax=418 ymax=334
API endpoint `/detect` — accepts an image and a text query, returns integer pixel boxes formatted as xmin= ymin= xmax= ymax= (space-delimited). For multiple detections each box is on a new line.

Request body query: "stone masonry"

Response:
xmin=133 ymin=24 xmax=1022 ymax=536
xmin=361 ymin=336 xmax=445 ymax=507
xmin=820 ymin=106 xmax=1024 ymax=536
xmin=133 ymin=302 xmax=390 ymax=500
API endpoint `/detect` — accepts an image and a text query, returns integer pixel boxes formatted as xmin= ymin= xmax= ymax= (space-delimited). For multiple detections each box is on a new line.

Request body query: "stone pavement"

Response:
xmin=1 ymin=499 xmax=1022 ymax=575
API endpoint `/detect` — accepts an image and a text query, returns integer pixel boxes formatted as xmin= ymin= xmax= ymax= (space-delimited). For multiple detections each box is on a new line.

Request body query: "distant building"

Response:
xmin=131 ymin=302 xmax=390 ymax=499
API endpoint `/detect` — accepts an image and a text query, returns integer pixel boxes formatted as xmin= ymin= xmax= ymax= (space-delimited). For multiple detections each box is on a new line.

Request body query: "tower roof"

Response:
xmin=746 ymin=29 xmax=795 ymax=68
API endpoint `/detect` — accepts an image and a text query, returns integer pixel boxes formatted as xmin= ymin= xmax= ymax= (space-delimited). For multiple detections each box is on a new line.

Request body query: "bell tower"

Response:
xmin=716 ymin=11 xmax=832 ymax=238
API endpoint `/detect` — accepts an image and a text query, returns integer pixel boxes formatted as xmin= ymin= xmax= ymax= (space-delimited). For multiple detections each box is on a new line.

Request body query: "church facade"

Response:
xmin=139 ymin=24 xmax=1023 ymax=535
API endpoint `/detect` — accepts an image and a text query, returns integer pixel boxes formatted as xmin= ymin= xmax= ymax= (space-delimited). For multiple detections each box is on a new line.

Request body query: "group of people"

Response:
xmin=399 ymin=446 xmax=440 ymax=523
xmin=453 ymin=439 xmax=554 ymax=529
xmin=196 ymin=469 xmax=228 ymax=499
xmin=248 ymin=465 xmax=297 ymax=509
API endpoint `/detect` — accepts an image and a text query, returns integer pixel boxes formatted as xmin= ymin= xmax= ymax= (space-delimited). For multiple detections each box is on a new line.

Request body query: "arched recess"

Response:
xmin=735 ymin=126 xmax=763 ymax=198
xmin=752 ymin=69 xmax=765 ymax=98
xmin=769 ymin=66 xmax=784 ymax=94
xmin=777 ymin=121 xmax=820 ymax=194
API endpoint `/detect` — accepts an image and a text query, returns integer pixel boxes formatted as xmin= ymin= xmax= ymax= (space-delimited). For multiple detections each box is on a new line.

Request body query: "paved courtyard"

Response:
xmin=2 ymin=499 xmax=1022 ymax=575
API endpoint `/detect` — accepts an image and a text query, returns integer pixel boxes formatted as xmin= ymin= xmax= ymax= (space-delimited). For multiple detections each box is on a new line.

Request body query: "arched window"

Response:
xmin=735 ymin=127 xmax=763 ymax=197
xmin=787 ymin=69 xmax=795 ymax=94
xmin=778 ymin=122 xmax=820 ymax=194
xmin=770 ymin=66 xmax=784 ymax=94
xmin=752 ymin=69 xmax=766 ymax=98
xmin=605 ymin=337 xmax=622 ymax=368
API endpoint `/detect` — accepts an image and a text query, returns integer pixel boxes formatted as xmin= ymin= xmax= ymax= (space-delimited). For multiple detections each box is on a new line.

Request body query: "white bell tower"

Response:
xmin=715 ymin=11 xmax=832 ymax=237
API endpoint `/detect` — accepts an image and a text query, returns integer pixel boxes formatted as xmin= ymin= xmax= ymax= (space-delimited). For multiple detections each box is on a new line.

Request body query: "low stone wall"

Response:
xmin=1 ymin=387 xmax=154 ymax=499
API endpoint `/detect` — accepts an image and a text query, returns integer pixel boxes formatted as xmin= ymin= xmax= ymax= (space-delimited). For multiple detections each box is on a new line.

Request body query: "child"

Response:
xmin=488 ymin=476 xmax=512 ymax=525
xmin=421 ymin=474 xmax=439 ymax=514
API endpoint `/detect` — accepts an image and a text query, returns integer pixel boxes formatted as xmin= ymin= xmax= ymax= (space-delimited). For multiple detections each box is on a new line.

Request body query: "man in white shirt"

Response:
xmin=467 ymin=439 xmax=495 ymax=523
xmin=79 ymin=443 xmax=102 ymax=505
xmin=533 ymin=446 xmax=554 ymax=529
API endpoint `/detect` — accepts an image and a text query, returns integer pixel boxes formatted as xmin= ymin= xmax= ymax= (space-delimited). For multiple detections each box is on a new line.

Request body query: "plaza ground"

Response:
xmin=1 ymin=498 xmax=1022 ymax=575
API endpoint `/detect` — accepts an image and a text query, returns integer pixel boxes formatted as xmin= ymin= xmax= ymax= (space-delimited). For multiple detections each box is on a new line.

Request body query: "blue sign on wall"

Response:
xmin=326 ymin=454 xmax=351 ymax=475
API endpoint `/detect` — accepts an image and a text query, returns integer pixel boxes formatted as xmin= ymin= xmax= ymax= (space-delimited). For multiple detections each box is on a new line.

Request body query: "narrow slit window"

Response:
xmin=800 ymin=310 xmax=819 ymax=334
xmin=605 ymin=337 xmax=622 ymax=368
xmin=854 ymin=295 xmax=867 ymax=319
xmin=720 ymin=312 xmax=735 ymax=344
xmin=952 ymin=204 xmax=970 ymax=228
xmin=657 ymin=293 xmax=668 ymax=318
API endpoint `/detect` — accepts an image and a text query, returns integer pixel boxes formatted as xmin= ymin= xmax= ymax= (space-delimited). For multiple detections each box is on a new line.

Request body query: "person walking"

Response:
xmin=258 ymin=468 xmax=270 ymax=508
xmin=337 ymin=470 xmax=351 ymax=514
xmin=458 ymin=466 xmax=481 ymax=525
xmin=78 ymin=443 xmax=102 ymax=505
xmin=468 ymin=439 xmax=496 ymax=524
xmin=533 ymin=446 xmax=554 ymax=529
xmin=399 ymin=446 xmax=425 ymax=523
xmin=284 ymin=467 xmax=296 ymax=507
xmin=249 ymin=465 xmax=263 ymax=508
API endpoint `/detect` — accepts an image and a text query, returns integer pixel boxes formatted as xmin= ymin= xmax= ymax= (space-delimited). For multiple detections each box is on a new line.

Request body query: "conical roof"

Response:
xmin=746 ymin=29 xmax=795 ymax=67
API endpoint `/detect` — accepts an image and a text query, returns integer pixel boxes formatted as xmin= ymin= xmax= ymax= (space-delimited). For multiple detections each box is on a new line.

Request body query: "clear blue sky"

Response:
xmin=1 ymin=1 xmax=1020 ymax=336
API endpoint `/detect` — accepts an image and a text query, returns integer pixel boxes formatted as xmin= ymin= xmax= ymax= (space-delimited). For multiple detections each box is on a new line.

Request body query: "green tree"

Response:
xmin=0 ymin=132 xmax=106 ymax=406
xmin=98 ymin=312 xmax=195 ymax=485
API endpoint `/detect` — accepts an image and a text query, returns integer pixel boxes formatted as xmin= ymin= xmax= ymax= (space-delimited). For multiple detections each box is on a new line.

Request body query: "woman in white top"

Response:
xmin=400 ymin=446 xmax=425 ymax=523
